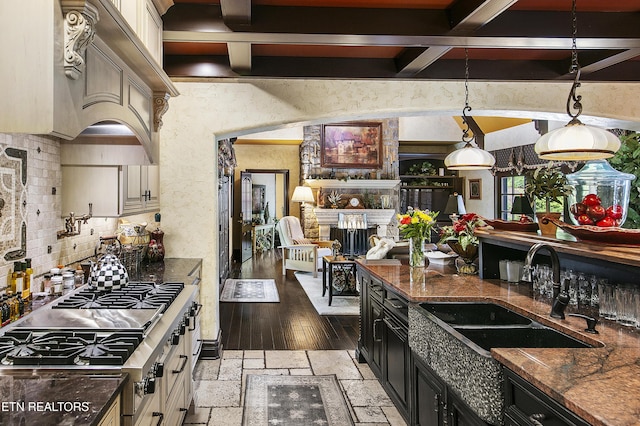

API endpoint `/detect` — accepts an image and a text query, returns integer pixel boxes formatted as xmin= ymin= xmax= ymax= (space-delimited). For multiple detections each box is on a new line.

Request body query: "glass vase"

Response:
xmin=409 ymin=236 xmax=426 ymax=268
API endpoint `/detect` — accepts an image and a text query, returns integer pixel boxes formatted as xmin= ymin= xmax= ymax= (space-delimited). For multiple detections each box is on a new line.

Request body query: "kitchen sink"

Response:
xmin=455 ymin=326 xmax=593 ymax=352
xmin=418 ymin=301 xmax=533 ymax=326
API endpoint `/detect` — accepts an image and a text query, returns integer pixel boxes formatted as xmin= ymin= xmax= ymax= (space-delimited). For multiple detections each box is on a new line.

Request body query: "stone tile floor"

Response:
xmin=183 ymin=349 xmax=407 ymax=425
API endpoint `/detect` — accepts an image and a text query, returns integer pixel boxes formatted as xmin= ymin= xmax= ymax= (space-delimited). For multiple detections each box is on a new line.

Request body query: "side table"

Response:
xmin=322 ymin=255 xmax=359 ymax=306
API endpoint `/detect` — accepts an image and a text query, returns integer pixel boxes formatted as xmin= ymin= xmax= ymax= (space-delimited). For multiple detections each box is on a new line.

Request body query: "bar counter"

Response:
xmin=358 ymin=259 xmax=640 ymax=426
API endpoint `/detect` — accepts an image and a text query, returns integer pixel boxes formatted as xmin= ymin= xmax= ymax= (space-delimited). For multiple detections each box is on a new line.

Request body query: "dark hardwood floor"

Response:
xmin=219 ymin=249 xmax=360 ymax=350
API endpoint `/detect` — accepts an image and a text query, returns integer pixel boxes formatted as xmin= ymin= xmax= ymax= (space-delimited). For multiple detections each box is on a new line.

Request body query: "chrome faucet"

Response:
xmin=521 ymin=243 xmax=569 ymax=319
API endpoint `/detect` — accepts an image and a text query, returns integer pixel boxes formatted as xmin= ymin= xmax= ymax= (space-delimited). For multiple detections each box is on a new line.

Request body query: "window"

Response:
xmin=499 ymin=174 xmax=525 ymax=220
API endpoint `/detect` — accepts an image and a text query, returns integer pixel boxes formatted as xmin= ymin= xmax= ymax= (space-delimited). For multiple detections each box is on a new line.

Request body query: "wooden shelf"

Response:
xmin=401 ymin=185 xmax=454 ymax=189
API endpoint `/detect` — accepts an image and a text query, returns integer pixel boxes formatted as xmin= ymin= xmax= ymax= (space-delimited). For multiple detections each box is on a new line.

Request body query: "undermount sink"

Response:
xmin=418 ymin=301 xmax=533 ymax=326
xmin=455 ymin=326 xmax=593 ymax=353
xmin=415 ymin=301 xmax=597 ymax=356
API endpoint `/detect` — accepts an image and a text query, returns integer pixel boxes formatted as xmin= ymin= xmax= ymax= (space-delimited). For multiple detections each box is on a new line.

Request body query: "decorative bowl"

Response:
xmin=542 ymin=216 xmax=640 ymax=245
xmin=425 ymin=251 xmax=458 ymax=265
xmin=483 ymin=218 xmax=539 ymax=233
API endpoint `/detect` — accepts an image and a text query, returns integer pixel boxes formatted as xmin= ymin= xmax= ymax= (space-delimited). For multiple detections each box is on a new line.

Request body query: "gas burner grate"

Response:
xmin=0 ymin=330 xmax=144 ymax=366
xmin=52 ymin=281 xmax=184 ymax=312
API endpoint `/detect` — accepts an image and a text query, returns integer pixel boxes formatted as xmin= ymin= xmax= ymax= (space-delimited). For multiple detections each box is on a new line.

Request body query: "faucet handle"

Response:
xmin=520 ymin=265 xmax=533 ymax=283
xmin=568 ymin=313 xmax=599 ymax=334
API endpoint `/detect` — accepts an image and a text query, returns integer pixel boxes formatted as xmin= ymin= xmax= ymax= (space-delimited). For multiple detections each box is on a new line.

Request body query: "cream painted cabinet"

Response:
xmin=62 ymin=165 xmax=122 ymax=217
xmin=123 ymin=165 xmax=160 ymax=214
xmin=62 ymin=165 xmax=159 ymax=218
xmin=97 ymin=396 xmax=120 ymax=426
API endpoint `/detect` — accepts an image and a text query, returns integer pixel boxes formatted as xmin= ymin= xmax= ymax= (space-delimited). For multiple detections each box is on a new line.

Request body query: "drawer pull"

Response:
xmin=383 ymin=318 xmax=402 ymax=331
xmin=373 ymin=318 xmax=383 ymax=342
xmin=529 ymin=413 xmax=546 ymax=426
xmin=388 ymin=301 xmax=404 ymax=309
xmin=172 ymin=355 xmax=189 ymax=374
xmin=152 ymin=411 xmax=164 ymax=426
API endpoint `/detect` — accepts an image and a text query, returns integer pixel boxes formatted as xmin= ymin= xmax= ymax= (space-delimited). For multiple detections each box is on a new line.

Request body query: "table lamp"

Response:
xmin=511 ymin=195 xmax=534 ymax=221
xmin=444 ymin=192 xmax=466 ymax=222
xmin=291 ymin=186 xmax=315 ymax=206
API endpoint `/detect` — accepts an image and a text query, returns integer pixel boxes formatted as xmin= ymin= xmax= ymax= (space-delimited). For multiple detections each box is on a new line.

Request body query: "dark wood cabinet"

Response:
xmin=399 ymin=175 xmax=464 ymax=221
xmin=358 ymin=269 xmax=383 ymax=377
xmin=359 ymin=266 xmax=489 ymax=426
xmin=382 ymin=288 xmax=410 ymax=417
xmin=358 ymin=269 xmax=409 ymax=422
xmin=504 ymin=368 xmax=589 ymax=426
xmin=412 ymin=353 xmax=446 ymax=426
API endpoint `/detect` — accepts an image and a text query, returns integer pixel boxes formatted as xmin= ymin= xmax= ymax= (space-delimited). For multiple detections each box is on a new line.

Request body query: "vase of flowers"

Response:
xmin=397 ymin=207 xmax=438 ymax=268
xmin=438 ymin=213 xmax=485 ymax=274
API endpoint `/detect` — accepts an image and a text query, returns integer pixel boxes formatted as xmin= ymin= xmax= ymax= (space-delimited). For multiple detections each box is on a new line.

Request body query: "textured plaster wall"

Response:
xmin=160 ymin=78 xmax=640 ymax=340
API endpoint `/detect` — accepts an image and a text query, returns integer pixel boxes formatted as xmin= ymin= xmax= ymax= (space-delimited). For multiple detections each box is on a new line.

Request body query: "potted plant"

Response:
xmin=438 ymin=213 xmax=485 ymax=274
xmin=524 ymin=164 xmax=573 ymax=236
xmin=609 ymin=132 xmax=640 ymax=229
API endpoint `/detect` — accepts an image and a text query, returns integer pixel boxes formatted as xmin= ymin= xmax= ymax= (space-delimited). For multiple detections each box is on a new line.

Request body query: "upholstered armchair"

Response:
xmin=276 ymin=216 xmax=332 ymax=277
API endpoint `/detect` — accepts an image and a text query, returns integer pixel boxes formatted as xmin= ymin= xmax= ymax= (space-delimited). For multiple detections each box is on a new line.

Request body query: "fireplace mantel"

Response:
xmin=313 ymin=208 xmax=396 ymax=240
xmin=304 ymin=179 xmax=400 ymax=190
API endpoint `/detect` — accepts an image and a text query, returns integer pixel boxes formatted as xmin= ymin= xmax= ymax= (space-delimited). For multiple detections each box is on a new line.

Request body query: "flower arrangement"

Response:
xmin=397 ymin=207 xmax=439 ymax=267
xmin=438 ymin=213 xmax=486 ymax=250
xmin=397 ymin=207 xmax=439 ymax=241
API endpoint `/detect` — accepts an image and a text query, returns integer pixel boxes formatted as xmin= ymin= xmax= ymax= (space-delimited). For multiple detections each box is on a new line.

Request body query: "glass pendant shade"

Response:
xmin=534 ymin=119 xmax=621 ymax=161
xmin=444 ymin=142 xmax=496 ymax=170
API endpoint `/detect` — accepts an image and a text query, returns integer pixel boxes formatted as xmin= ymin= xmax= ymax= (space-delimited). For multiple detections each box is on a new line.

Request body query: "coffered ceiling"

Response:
xmin=162 ymin=0 xmax=640 ymax=82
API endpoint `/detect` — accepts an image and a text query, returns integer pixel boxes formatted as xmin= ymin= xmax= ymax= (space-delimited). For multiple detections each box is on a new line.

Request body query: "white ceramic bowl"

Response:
xmin=425 ymin=251 xmax=458 ymax=265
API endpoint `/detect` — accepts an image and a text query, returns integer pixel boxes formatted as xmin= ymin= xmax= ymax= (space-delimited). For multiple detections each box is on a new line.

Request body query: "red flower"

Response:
xmin=453 ymin=221 xmax=466 ymax=234
xmin=400 ymin=216 xmax=412 ymax=225
xmin=461 ymin=213 xmax=477 ymax=222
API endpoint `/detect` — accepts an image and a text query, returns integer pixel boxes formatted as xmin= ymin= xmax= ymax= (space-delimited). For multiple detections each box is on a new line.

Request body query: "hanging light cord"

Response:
xmin=567 ymin=0 xmax=583 ymax=121
xmin=461 ymin=48 xmax=474 ymax=143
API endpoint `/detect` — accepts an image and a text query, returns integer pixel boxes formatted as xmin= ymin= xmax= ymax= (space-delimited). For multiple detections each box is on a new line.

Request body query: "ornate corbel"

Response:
xmin=61 ymin=1 xmax=99 ymax=80
xmin=153 ymin=92 xmax=171 ymax=131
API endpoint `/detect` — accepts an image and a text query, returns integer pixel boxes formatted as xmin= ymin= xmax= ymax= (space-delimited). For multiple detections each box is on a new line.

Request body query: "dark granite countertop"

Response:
xmin=0 ymin=372 xmax=127 ymax=426
xmin=138 ymin=257 xmax=202 ymax=284
xmin=358 ymin=260 xmax=640 ymax=426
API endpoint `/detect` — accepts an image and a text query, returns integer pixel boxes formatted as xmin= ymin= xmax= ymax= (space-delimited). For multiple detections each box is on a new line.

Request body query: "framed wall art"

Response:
xmin=469 ymin=179 xmax=481 ymax=200
xmin=320 ymin=122 xmax=382 ymax=168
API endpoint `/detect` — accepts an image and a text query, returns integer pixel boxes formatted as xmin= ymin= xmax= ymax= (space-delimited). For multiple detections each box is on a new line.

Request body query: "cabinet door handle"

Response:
xmin=388 ymin=301 xmax=404 ymax=309
xmin=443 ymin=402 xmax=448 ymax=426
xmin=152 ymin=412 xmax=164 ymax=426
xmin=529 ymin=413 xmax=546 ymax=426
xmin=433 ymin=394 xmax=439 ymax=413
xmin=172 ymin=355 xmax=189 ymax=374
xmin=373 ymin=318 xmax=383 ymax=342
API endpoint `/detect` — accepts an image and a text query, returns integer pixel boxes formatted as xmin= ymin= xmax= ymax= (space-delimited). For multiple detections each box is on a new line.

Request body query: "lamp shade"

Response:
xmin=510 ymin=195 xmax=534 ymax=216
xmin=291 ymin=186 xmax=315 ymax=203
xmin=534 ymin=120 xmax=621 ymax=161
xmin=444 ymin=194 xmax=467 ymax=215
xmin=444 ymin=143 xmax=496 ymax=170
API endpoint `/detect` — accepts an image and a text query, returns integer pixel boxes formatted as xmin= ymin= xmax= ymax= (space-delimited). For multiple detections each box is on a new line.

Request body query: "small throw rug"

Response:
xmin=243 ymin=374 xmax=354 ymax=426
xmin=220 ymin=279 xmax=280 ymax=303
xmin=294 ymin=272 xmax=359 ymax=316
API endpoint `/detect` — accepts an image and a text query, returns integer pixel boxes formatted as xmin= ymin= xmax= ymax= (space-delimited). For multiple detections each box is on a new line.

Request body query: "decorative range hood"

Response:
xmin=0 ymin=0 xmax=179 ymax=163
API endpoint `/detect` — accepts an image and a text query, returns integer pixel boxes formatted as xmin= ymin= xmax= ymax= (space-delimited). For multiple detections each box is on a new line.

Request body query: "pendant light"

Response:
xmin=444 ymin=49 xmax=496 ymax=170
xmin=534 ymin=0 xmax=620 ymax=161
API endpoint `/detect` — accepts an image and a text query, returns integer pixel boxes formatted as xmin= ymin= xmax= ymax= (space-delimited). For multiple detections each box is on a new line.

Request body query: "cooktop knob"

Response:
xmin=145 ymin=377 xmax=156 ymax=394
xmin=153 ymin=362 xmax=164 ymax=378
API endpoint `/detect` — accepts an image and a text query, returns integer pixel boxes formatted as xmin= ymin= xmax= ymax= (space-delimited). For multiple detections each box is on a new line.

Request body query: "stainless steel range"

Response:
xmin=0 ymin=281 xmax=201 ymax=426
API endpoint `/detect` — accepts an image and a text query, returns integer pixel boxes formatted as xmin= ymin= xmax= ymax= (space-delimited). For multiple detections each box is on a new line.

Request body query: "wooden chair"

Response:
xmin=276 ymin=216 xmax=332 ymax=278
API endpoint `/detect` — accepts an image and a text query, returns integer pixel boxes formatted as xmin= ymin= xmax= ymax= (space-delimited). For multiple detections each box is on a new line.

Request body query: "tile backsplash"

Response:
xmin=0 ymin=132 xmax=157 ymax=292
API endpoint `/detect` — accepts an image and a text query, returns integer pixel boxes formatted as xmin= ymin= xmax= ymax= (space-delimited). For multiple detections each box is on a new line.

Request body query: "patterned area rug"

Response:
xmin=220 ymin=279 xmax=280 ymax=303
xmin=243 ymin=374 xmax=354 ymax=426
xmin=294 ymin=272 xmax=359 ymax=316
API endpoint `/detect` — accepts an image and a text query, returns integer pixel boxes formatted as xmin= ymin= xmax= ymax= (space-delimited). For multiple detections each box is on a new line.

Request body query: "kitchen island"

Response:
xmin=357 ymin=231 xmax=640 ymax=426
